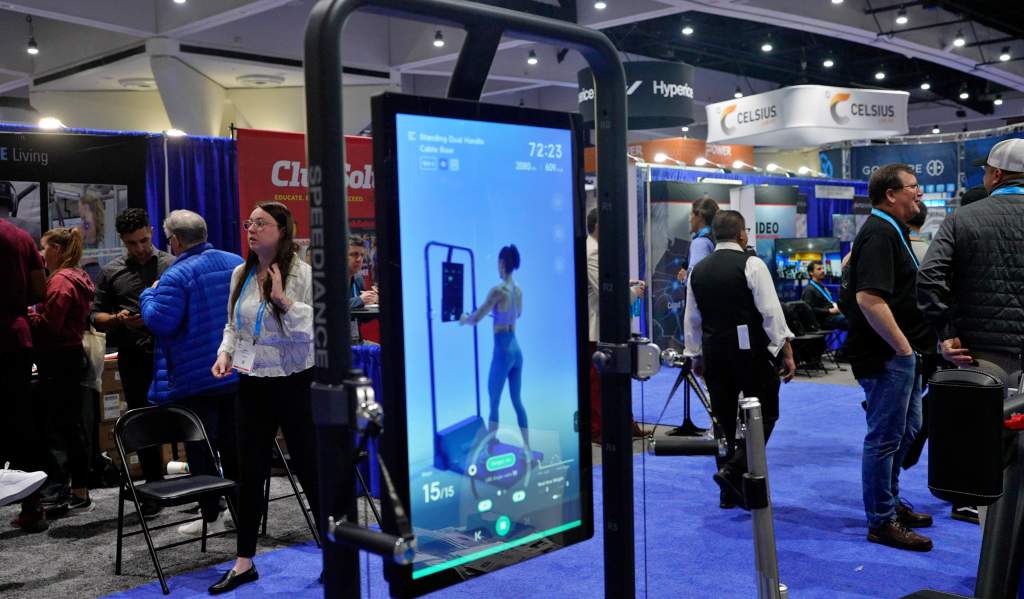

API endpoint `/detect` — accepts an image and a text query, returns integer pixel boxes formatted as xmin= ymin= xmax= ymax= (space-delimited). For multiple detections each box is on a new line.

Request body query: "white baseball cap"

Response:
xmin=974 ymin=138 xmax=1024 ymax=171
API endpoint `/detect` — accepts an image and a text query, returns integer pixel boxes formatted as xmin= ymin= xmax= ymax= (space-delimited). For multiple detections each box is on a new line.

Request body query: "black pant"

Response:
xmin=177 ymin=392 xmax=238 ymax=522
xmin=36 ymin=347 xmax=89 ymax=489
xmin=235 ymin=368 xmax=320 ymax=558
xmin=0 ymin=351 xmax=51 ymax=477
xmin=118 ymin=349 xmax=164 ymax=483
xmin=703 ymin=348 xmax=781 ymax=474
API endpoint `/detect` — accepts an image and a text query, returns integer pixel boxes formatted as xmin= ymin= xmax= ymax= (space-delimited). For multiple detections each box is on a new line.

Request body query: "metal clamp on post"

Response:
xmin=594 ymin=334 xmax=661 ymax=381
xmin=325 ymin=370 xmax=417 ymax=565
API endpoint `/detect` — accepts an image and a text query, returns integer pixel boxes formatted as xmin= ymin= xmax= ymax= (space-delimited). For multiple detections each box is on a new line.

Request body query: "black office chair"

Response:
xmin=113 ymin=406 xmax=239 ymax=595
xmin=782 ymin=301 xmax=828 ymax=376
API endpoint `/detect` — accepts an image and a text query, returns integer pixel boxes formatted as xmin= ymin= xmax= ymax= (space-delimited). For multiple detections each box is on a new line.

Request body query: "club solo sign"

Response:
xmin=236 ymin=128 xmax=374 ymax=239
xmin=577 ymin=61 xmax=695 ymax=130
xmin=706 ymin=85 xmax=908 ymax=147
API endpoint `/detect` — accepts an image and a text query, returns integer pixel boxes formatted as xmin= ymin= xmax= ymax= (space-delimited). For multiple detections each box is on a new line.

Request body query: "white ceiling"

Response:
xmin=0 ymin=0 xmax=1020 ymax=139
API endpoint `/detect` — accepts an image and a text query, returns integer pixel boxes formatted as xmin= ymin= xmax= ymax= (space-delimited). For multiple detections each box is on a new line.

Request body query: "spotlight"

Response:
xmin=931 ymin=125 xmax=940 ymax=134
xmin=681 ymin=126 xmax=689 ymax=132
xmin=822 ymin=58 xmax=835 ymax=68
xmin=173 ymin=0 xmax=187 ymax=4
xmin=831 ymin=0 xmax=843 ymax=4
xmin=594 ymin=0 xmax=607 ymax=9
xmin=27 ymin=37 xmax=38 ymax=55
xmin=433 ymin=30 xmax=445 ymax=48
xmin=797 ymin=166 xmax=813 ymax=175
xmin=895 ymin=8 xmax=908 ymax=25
xmin=38 ymin=117 xmax=65 ymax=130
xmin=734 ymin=86 xmax=743 ymax=99
xmin=874 ymin=70 xmax=886 ymax=80
xmin=694 ymin=157 xmax=709 ymax=166
xmin=994 ymin=95 xmax=1004 ymax=106
xmin=1000 ymin=47 xmax=1011 ymax=62
xmin=681 ymin=25 xmax=694 ymax=36
xmin=165 ymin=128 xmax=187 ymax=137
xmin=958 ymin=84 xmax=969 ymax=100
xmin=654 ymin=152 xmax=668 ymax=163
xmin=527 ymin=49 xmax=538 ymax=65
xmin=920 ymin=81 xmax=931 ymax=91
xmin=953 ymin=31 xmax=966 ymax=48
xmin=766 ymin=163 xmax=780 ymax=172
xmin=761 ymin=42 xmax=773 ymax=53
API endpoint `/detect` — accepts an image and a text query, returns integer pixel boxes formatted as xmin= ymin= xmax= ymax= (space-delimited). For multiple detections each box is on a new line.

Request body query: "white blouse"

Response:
xmin=217 ymin=257 xmax=315 ymax=377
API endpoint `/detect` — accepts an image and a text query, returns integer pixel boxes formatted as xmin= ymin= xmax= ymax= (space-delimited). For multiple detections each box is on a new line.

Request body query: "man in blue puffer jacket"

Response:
xmin=140 ymin=209 xmax=243 ymax=535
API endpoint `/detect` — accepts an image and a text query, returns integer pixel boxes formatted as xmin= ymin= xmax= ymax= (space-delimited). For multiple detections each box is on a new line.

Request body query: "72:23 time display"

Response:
xmin=528 ymin=142 xmax=563 ymax=159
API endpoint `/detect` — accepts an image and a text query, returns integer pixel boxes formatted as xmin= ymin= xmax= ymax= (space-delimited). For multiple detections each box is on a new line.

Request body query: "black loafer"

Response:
xmin=713 ymin=468 xmax=748 ymax=511
xmin=209 ymin=565 xmax=259 ymax=595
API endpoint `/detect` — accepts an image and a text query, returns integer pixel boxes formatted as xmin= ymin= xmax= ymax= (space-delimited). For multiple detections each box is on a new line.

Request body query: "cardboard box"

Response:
xmin=99 ymin=390 xmax=125 ymax=422
xmin=101 ymin=359 xmax=122 ymax=393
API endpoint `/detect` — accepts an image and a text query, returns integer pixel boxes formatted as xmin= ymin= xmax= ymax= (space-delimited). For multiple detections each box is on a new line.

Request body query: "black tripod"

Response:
xmin=657 ymin=350 xmax=714 ymax=437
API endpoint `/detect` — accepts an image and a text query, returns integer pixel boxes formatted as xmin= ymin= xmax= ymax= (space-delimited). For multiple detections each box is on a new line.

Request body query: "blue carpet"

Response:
xmin=107 ymin=372 xmax=980 ymax=598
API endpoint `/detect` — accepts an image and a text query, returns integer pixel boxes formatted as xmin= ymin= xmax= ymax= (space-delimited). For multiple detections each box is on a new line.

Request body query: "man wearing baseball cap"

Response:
xmin=918 ymin=137 xmax=1024 ymax=383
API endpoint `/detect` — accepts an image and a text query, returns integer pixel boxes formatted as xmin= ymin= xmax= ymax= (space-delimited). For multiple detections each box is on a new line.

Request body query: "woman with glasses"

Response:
xmin=208 ymin=202 xmax=319 ymax=594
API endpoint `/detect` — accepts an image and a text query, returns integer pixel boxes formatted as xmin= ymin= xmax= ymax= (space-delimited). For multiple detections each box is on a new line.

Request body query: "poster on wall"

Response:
xmin=753 ymin=186 xmax=798 ymax=268
xmin=850 ymin=142 xmax=958 ymax=195
xmin=46 ymin=183 xmax=128 ymax=280
xmin=1 ymin=180 xmax=42 ymax=242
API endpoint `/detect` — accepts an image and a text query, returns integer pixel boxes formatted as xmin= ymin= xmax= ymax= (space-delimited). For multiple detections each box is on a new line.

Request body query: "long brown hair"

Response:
xmin=42 ymin=227 xmax=84 ymax=274
xmin=229 ymin=202 xmax=299 ymax=326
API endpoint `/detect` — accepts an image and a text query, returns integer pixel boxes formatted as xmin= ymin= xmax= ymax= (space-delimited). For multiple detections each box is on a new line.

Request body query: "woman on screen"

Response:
xmin=460 ymin=244 xmax=529 ymax=451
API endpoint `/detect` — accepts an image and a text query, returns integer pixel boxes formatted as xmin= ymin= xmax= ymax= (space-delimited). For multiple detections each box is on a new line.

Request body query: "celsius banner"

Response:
xmin=706 ymin=85 xmax=909 ymax=147
xmin=236 ymin=128 xmax=375 ymax=237
xmin=849 ymin=142 xmax=958 ymax=194
xmin=578 ymin=61 xmax=695 ymax=129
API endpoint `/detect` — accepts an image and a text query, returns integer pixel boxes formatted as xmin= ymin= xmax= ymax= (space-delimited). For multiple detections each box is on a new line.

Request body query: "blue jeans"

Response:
xmin=858 ymin=353 xmax=922 ymax=528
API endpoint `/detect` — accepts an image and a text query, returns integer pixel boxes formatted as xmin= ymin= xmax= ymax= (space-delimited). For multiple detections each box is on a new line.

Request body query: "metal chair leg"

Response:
xmin=115 ymin=483 xmax=125 ymax=574
xmin=201 ymin=517 xmax=207 ymax=553
xmin=275 ymin=438 xmax=321 ymax=547
xmin=128 ymin=486 xmax=169 ymax=595
xmin=261 ymin=472 xmax=270 ymax=537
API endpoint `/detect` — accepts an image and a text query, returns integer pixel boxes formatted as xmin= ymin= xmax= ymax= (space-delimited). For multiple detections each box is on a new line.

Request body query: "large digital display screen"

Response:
xmin=373 ymin=93 xmax=591 ymax=597
xmin=773 ymin=237 xmax=842 ymax=302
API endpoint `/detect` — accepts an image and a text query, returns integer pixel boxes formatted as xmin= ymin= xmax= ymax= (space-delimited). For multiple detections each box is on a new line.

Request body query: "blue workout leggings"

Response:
xmin=488 ymin=331 xmax=527 ymax=433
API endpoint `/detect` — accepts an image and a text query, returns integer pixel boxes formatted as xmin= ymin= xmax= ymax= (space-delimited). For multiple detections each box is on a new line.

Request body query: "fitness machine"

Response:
xmin=648 ymin=348 xmax=722 ymax=455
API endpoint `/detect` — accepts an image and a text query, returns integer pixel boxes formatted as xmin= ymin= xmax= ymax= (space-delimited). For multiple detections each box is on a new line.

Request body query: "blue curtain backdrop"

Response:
xmin=648 ymin=167 xmax=866 ymax=238
xmin=147 ymin=136 xmax=240 ymax=252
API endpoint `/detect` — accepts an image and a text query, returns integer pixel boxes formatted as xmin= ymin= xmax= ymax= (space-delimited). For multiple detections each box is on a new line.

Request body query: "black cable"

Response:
xmin=640 ymin=379 xmax=649 ymax=597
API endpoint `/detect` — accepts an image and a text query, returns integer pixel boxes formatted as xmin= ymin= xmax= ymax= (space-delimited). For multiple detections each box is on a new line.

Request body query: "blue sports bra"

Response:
xmin=491 ymin=281 xmax=519 ymax=327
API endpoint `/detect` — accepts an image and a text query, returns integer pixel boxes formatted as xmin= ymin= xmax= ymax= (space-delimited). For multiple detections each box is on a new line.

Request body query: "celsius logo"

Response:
xmin=719 ymin=102 xmax=777 ymax=135
xmin=830 ymin=93 xmax=852 ymax=125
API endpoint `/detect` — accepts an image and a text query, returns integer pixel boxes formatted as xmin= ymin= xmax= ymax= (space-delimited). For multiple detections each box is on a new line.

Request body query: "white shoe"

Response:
xmin=177 ymin=510 xmax=234 ymax=536
xmin=0 ymin=462 xmax=48 ymax=507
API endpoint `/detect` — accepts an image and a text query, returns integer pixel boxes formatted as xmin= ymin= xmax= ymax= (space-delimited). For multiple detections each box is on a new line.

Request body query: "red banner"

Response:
xmin=236 ymin=128 xmax=375 ymax=238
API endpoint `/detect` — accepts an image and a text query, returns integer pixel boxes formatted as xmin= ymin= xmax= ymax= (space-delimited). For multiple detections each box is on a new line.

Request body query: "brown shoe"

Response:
xmin=896 ymin=502 xmax=933 ymax=528
xmin=868 ymin=520 xmax=933 ymax=552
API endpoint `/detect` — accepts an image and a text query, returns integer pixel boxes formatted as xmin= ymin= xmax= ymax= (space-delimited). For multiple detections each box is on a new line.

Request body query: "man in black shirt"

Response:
xmin=801 ymin=261 xmax=846 ymax=330
xmin=90 ymin=208 xmax=173 ymax=516
xmin=845 ymin=164 xmax=936 ymax=552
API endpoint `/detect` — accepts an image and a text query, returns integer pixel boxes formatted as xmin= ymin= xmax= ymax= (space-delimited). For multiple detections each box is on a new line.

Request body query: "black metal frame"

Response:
xmin=303 ymin=1 xmax=631 ymax=597
xmin=112 ymin=406 xmax=240 ymax=595
xmin=259 ymin=437 xmax=322 ymax=547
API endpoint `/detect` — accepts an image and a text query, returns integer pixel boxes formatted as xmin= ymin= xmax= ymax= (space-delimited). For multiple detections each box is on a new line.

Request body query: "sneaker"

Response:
xmin=896 ymin=501 xmax=933 ymax=528
xmin=952 ymin=505 xmax=980 ymax=525
xmin=868 ymin=519 xmax=933 ymax=552
xmin=0 ymin=463 xmax=48 ymax=508
xmin=178 ymin=511 xmax=234 ymax=536
xmin=68 ymin=495 xmax=95 ymax=513
xmin=141 ymin=501 xmax=163 ymax=519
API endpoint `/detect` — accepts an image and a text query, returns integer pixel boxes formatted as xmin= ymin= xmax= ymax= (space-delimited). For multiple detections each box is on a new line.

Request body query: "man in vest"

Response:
xmin=683 ymin=210 xmax=795 ymax=509
xmin=801 ymin=261 xmax=847 ymax=330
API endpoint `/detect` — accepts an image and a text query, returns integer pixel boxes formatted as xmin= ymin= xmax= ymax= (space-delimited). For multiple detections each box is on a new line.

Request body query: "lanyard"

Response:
xmin=990 ymin=186 xmax=1024 ymax=197
xmin=235 ymin=269 xmax=268 ymax=340
xmin=352 ymin=280 xmax=360 ymax=299
xmin=693 ymin=226 xmax=711 ymax=240
xmin=870 ymin=209 xmax=919 ymax=270
xmin=810 ymin=280 xmax=833 ymax=303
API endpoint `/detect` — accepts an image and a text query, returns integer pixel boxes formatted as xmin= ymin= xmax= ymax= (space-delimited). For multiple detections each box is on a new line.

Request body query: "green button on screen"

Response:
xmin=486 ymin=453 xmax=517 ymax=472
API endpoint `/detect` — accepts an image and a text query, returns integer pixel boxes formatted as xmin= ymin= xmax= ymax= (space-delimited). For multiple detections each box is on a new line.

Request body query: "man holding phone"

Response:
xmin=90 ymin=208 xmax=173 ymax=515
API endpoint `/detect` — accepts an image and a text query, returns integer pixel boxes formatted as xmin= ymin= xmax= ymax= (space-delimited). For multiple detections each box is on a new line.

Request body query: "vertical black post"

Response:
xmin=304 ymin=1 xmax=359 ymax=597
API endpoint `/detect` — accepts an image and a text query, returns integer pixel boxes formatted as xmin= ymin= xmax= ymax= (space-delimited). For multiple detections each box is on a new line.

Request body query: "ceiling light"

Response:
xmin=994 ymin=95 xmax=1004 ymax=106
xmin=236 ymin=74 xmax=285 ymax=87
xmin=734 ymin=87 xmax=743 ymax=99
xmin=433 ymin=30 xmax=445 ymax=48
xmin=958 ymin=84 xmax=969 ymax=100
xmin=681 ymin=25 xmax=694 ymax=36
xmin=831 ymin=0 xmax=843 ymax=4
xmin=920 ymin=81 xmax=931 ymax=91
xmin=38 ymin=117 xmax=65 ymax=130
xmin=165 ymin=128 xmax=187 ymax=137
xmin=895 ymin=8 xmax=908 ymax=25
xmin=953 ymin=31 xmax=966 ymax=48
xmin=931 ymin=125 xmax=940 ymax=134
xmin=527 ymin=50 xmax=538 ymax=65
xmin=27 ymin=37 xmax=38 ymax=55
xmin=822 ymin=58 xmax=835 ymax=68
xmin=594 ymin=0 xmax=607 ymax=9
xmin=1000 ymin=47 xmax=1011 ymax=62
xmin=173 ymin=0 xmax=187 ymax=4
xmin=681 ymin=126 xmax=689 ymax=132
xmin=761 ymin=42 xmax=773 ymax=53
xmin=874 ymin=70 xmax=886 ymax=80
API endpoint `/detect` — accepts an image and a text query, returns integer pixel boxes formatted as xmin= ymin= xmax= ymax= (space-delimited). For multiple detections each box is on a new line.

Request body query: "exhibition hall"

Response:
xmin=1 ymin=1 xmax=1023 ymax=598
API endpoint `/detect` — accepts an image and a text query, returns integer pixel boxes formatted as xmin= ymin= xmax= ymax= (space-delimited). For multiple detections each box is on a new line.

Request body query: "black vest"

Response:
xmin=690 ymin=249 xmax=771 ymax=357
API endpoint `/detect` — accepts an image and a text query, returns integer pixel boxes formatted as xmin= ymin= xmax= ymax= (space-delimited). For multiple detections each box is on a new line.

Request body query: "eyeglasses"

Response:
xmin=892 ymin=183 xmax=921 ymax=192
xmin=243 ymin=218 xmax=277 ymax=230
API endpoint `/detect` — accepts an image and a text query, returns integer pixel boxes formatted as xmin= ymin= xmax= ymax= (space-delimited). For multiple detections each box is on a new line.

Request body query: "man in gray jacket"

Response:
xmin=917 ymin=138 xmax=1024 ymax=382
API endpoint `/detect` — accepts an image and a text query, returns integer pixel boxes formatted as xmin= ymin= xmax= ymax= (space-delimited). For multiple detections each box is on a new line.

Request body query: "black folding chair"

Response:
xmin=260 ymin=436 xmax=321 ymax=547
xmin=113 ymin=406 xmax=239 ymax=595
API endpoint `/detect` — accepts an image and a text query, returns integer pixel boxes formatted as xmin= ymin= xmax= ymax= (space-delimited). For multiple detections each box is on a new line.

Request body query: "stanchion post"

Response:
xmin=740 ymin=396 xmax=785 ymax=599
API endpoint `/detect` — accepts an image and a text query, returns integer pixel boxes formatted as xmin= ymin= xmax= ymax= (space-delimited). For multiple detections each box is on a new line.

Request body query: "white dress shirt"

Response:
xmin=218 ymin=257 xmax=315 ymax=377
xmin=586 ymin=234 xmax=639 ymax=343
xmin=683 ymin=241 xmax=794 ymax=358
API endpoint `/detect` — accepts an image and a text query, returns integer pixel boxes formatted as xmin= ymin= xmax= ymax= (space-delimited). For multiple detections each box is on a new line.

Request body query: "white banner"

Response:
xmin=706 ymin=85 xmax=909 ymax=147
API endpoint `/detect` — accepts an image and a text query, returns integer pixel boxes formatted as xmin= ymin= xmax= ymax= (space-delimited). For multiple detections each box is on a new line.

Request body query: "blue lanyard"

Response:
xmin=693 ymin=226 xmax=711 ymax=240
xmin=235 ymin=269 xmax=268 ymax=339
xmin=871 ymin=209 xmax=919 ymax=269
xmin=810 ymin=280 xmax=833 ymax=303
xmin=990 ymin=186 xmax=1024 ymax=197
